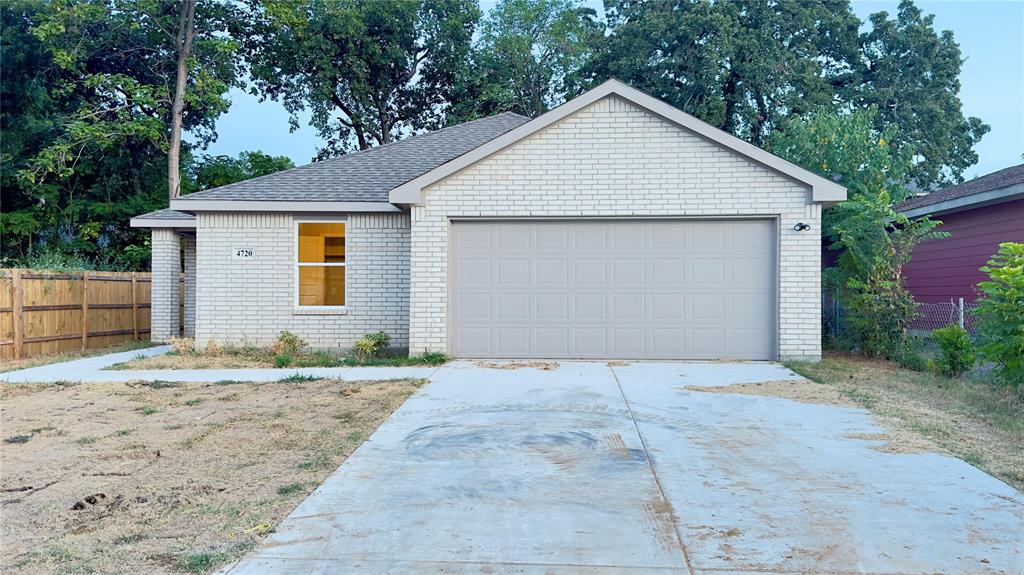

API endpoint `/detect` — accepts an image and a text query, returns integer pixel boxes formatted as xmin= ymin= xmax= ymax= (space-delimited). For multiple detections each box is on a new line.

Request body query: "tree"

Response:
xmin=1 ymin=0 xmax=238 ymax=269
xmin=851 ymin=0 xmax=989 ymax=189
xmin=449 ymin=0 xmax=602 ymax=121
xmin=591 ymin=0 xmax=860 ymax=145
xmin=168 ymin=0 xmax=198 ymax=200
xmin=235 ymin=0 xmax=479 ymax=156
xmin=187 ymin=151 xmax=295 ymax=191
xmin=771 ymin=109 xmax=946 ymax=357
xmin=592 ymin=0 xmax=986 ymax=188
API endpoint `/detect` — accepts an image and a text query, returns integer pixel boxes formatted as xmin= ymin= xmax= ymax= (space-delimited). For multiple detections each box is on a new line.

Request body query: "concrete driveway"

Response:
xmin=224 ymin=361 xmax=1023 ymax=575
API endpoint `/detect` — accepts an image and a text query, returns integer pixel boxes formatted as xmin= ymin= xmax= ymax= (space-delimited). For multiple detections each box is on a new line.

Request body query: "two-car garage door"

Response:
xmin=450 ymin=220 xmax=777 ymax=360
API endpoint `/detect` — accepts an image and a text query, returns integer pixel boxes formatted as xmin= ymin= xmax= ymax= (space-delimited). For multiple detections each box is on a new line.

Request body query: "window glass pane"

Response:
xmin=298 ymin=266 xmax=345 ymax=306
xmin=298 ymin=223 xmax=345 ymax=263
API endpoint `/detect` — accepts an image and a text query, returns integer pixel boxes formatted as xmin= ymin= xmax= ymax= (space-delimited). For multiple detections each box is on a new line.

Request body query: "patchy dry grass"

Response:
xmin=107 ymin=348 xmax=448 ymax=370
xmin=782 ymin=353 xmax=1024 ymax=491
xmin=0 ymin=377 xmax=425 ymax=574
xmin=1 ymin=342 xmax=156 ymax=373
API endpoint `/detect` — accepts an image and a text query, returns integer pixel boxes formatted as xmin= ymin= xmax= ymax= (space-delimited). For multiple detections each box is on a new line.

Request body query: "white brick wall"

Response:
xmin=151 ymin=228 xmax=180 ymax=342
xmin=195 ymin=212 xmax=410 ymax=350
xmin=183 ymin=236 xmax=196 ymax=338
xmin=410 ymin=95 xmax=822 ymax=360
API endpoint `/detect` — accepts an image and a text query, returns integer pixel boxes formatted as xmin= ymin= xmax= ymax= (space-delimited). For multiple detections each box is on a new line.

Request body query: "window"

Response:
xmin=296 ymin=222 xmax=346 ymax=307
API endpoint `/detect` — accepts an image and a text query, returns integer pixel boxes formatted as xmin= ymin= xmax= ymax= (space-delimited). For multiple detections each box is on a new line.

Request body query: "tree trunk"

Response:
xmin=168 ymin=0 xmax=197 ymax=201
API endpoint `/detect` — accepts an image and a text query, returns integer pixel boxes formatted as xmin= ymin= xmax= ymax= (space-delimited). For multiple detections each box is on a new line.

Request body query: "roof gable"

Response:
xmin=390 ymin=79 xmax=847 ymax=205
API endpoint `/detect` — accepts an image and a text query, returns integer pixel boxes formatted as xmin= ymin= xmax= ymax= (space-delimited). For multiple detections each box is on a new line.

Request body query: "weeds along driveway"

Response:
xmin=223 ymin=360 xmax=1024 ymax=575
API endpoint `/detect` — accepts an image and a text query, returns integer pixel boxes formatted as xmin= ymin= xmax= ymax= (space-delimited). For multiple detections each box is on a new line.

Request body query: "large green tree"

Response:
xmin=851 ymin=0 xmax=989 ymax=189
xmin=187 ymin=151 xmax=296 ymax=192
xmin=449 ymin=0 xmax=602 ymax=121
xmin=771 ymin=109 xmax=946 ymax=357
xmin=591 ymin=0 xmax=986 ymax=188
xmin=235 ymin=0 xmax=479 ymax=156
xmin=592 ymin=0 xmax=860 ymax=146
xmin=0 ymin=0 xmax=239 ymax=269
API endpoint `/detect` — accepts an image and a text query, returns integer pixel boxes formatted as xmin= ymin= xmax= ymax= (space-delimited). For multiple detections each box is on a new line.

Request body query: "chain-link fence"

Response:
xmin=822 ymin=292 xmax=980 ymax=354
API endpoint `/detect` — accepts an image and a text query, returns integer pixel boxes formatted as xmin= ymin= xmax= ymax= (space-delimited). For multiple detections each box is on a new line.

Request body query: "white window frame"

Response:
xmin=294 ymin=219 xmax=347 ymax=311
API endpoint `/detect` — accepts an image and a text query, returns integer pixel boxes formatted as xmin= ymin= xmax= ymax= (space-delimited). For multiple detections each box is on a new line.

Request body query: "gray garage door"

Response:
xmin=451 ymin=219 xmax=776 ymax=360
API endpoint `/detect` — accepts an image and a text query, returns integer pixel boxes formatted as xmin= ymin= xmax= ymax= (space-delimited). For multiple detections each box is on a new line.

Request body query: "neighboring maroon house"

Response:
xmin=898 ymin=164 xmax=1024 ymax=304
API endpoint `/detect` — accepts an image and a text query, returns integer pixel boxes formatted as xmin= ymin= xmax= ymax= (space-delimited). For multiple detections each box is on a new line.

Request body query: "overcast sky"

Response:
xmin=201 ymin=0 xmax=1023 ymax=181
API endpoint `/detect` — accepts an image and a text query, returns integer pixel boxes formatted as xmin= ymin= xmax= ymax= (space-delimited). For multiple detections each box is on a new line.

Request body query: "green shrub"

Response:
xmin=894 ymin=336 xmax=927 ymax=372
xmin=975 ymin=242 xmax=1024 ymax=388
xmin=352 ymin=331 xmax=391 ymax=361
xmin=274 ymin=354 xmax=293 ymax=368
xmin=271 ymin=331 xmax=307 ymax=356
xmin=931 ymin=324 xmax=976 ymax=377
xmin=418 ymin=351 xmax=449 ymax=365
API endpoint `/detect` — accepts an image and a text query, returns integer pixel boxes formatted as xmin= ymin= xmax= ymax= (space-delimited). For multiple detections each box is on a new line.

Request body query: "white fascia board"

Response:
xmin=130 ymin=217 xmax=196 ymax=229
xmin=901 ymin=184 xmax=1024 ymax=218
xmin=168 ymin=199 xmax=403 ymax=213
xmin=389 ymin=79 xmax=848 ymax=205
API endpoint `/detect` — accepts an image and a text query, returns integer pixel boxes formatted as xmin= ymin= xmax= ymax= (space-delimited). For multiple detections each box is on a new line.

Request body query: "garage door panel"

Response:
xmin=611 ymin=328 xmax=646 ymax=355
xmin=497 ymin=225 xmax=531 ymax=250
xmin=574 ymin=226 xmax=607 ymax=250
xmin=536 ymin=328 xmax=569 ymax=355
xmin=536 ymin=259 xmax=569 ymax=284
xmin=497 ymin=327 xmax=531 ymax=355
xmin=574 ymin=259 xmax=607 ymax=284
xmin=451 ymin=220 xmax=775 ymax=360
xmin=574 ymin=293 xmax=607 ymax=320
xmin=535 ymin=293 xmax=570 ymax=319
xmin=496 ymin=293 xmax=530 ymax=320
xmin=458 ymin=293 xmax=492 ymax=320
xmin=574 ymin=328 xmax=608 ymax=355
xmin=459 ymin=258 xmax=492 ymax=284
xmin=651 ymin=293 xmax=685 ymax=319
xmin=689 ymin=293 xmax=725 ymax=320
xmin=458 ymin=327 xmax=493 ymax=355
xmin=612 ymin=293 xmax=645 ymax=320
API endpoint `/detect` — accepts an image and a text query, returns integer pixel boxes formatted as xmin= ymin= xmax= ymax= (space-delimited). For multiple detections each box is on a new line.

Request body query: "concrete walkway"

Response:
xmin=219 ymin=361 xmax=1023 ymax=575
xmin=0 ymin=346 xmax=438 ymax=383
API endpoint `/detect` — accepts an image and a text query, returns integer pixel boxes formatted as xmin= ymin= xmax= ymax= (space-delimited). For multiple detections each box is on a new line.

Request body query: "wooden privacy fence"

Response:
xmin=1 ymin=269 xmax=184 ymax=361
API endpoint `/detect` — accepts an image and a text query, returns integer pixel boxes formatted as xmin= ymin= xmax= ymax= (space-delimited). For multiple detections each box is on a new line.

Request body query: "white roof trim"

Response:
xmin=901 ymin=183 xmax=1024 ymax=218
xmin=130 ymin=217 xmax=196 ymax=229
xmin=389 ymin=79 xmax=847 ymax=205
xmin=168 ymin=199 xmax=403 ymax=213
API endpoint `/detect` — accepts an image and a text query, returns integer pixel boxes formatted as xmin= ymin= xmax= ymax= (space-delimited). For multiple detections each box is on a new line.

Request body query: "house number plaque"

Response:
xmin=233 ymin=248 xmax=254 ymax=260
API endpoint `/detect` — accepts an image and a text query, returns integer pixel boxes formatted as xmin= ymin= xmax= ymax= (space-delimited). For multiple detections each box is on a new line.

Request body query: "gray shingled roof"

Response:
xmin=176 ymin=112 xmax=531 ymax=203
xmin=133 ymin=209 xmax=195 ymax=220
xmin=898 ymin=164 xmax=1024 ymax=211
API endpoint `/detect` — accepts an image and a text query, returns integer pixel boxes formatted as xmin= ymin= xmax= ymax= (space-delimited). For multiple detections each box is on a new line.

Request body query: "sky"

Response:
xmin=201 ymin=0 xmax=1024 ymax=181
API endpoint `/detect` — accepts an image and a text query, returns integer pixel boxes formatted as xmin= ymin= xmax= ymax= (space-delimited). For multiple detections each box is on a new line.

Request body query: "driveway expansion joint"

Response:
xmin=609 ymin=363 xmax=696 ymax=575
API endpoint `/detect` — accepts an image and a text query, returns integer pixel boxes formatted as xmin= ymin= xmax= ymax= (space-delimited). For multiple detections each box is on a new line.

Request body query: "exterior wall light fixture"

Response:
xmin=793 ymin=222 xmax=811 ymax=232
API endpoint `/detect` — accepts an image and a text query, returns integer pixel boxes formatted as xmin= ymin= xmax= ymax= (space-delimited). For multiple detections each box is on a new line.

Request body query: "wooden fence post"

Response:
xmin=131 ymin=272 xmax=139 ymax=340
xmin=12 ymin=269 xmax=24 ymax=360
xmin=81 ymin=271 xmax=89 ymax=350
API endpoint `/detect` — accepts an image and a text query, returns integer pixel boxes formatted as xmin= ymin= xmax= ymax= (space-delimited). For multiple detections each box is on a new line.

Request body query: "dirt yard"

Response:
xmin=777 ymin=353 xmax=1024 ymax=491
xmin=0 ymin=377 xmax=424 ymax=574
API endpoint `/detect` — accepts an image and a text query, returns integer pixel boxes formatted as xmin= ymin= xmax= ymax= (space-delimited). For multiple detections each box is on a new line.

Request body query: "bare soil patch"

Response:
xmin=0 ymin=377 xmax=424 ymax=574
xmin=784 ymin=353 xmax=1024 ymax=490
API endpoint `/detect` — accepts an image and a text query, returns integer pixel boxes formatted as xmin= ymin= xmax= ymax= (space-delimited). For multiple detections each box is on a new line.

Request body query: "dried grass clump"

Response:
xmin=168 ymin=337 xmax=194 ymax=354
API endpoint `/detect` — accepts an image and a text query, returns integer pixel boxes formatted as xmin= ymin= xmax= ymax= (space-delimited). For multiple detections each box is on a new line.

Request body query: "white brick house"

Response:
xmin=132 ymin=80 xmax=845 ymax=361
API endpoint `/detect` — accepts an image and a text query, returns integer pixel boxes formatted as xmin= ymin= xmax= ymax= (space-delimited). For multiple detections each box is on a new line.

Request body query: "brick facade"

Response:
xmin=194 ymin=212 xmax=410 ymax=350
xmin=150 ymin=228 xmax=180 ymax=343
xmin=410 ymin=95 xmax=822 ymax=360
